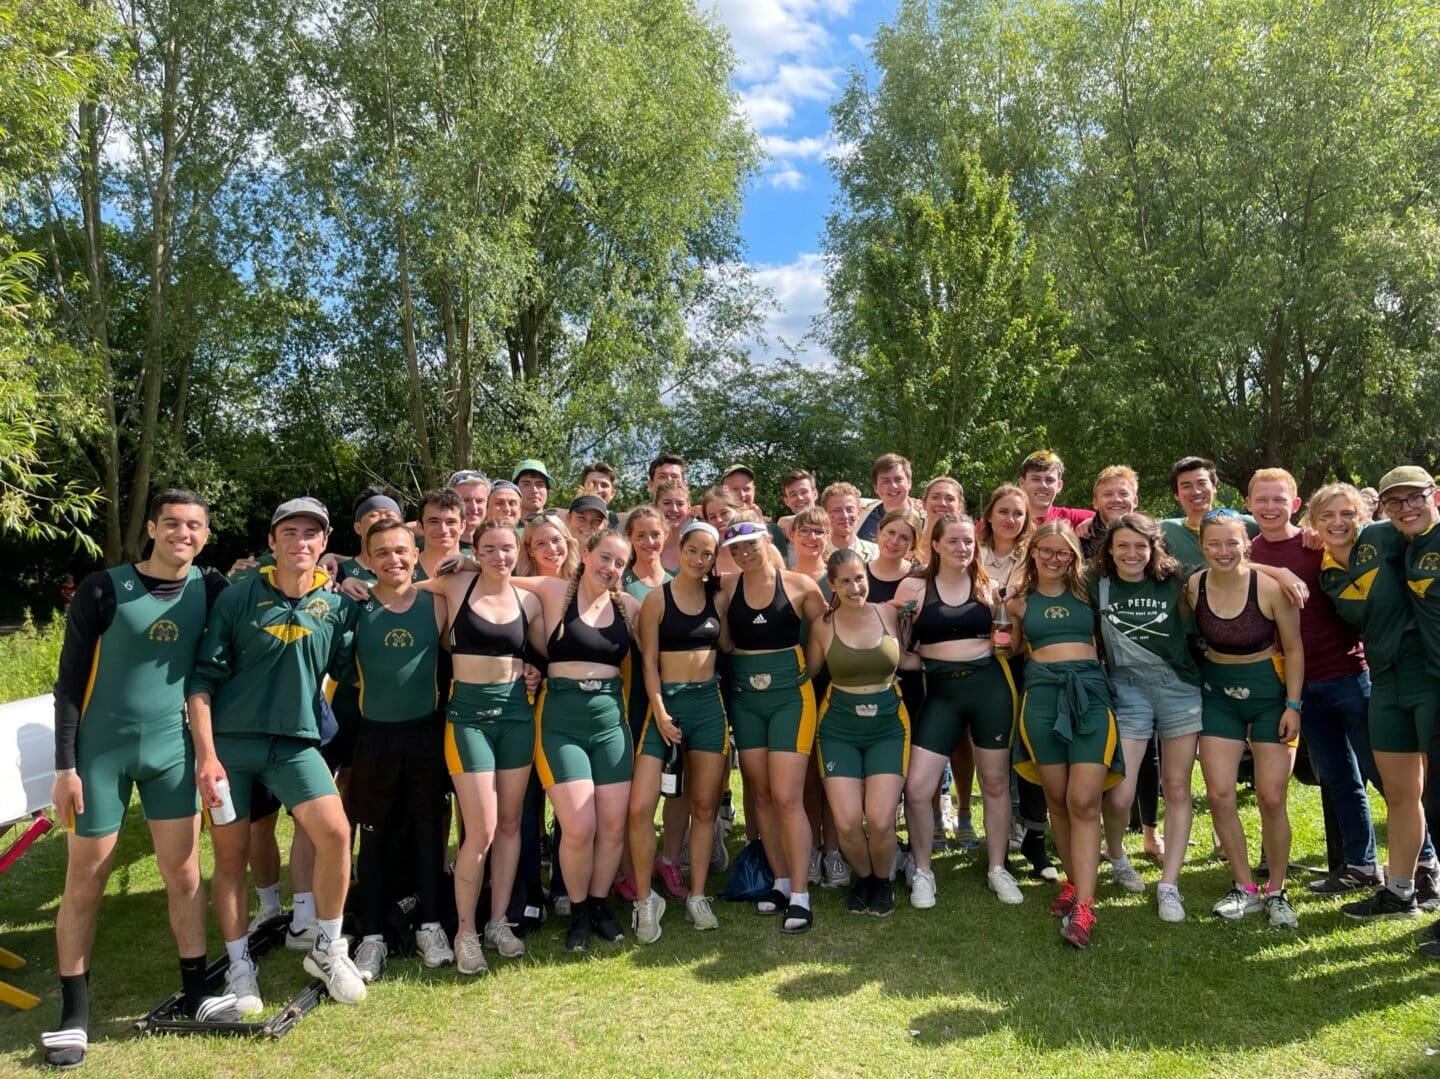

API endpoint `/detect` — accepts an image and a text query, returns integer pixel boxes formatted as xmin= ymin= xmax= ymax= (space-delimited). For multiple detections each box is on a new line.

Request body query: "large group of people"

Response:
xmin=39 ymin=447 xmax=1440 ymax=1068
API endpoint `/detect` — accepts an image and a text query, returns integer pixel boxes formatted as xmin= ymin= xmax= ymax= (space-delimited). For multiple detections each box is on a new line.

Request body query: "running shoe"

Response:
xmin=710 ymin=817 xmax=730 ymax=873
xmin=553 ymin=894 xmax=572 ymax=917
xmin=653 ymin=857 xmax=690 ymax=900
xmin=632 ymin=892 xmax=666 ymax=944
xmin=1109 ymin=860 xmax=1146 ymax=894
xmin=686 ymin=895 xmax=719 ymax=931
xmin=808 ymin=848 xmax=822 ymax=886
xmin=909 ymin=868 xmax=937 ymax=910
xmin=1157 ymin=885 xmax=1186 ymax=924
xmin=483 ymin=919 xmax=526 ymax=958
xmin=1308 ymin=865 xmax=1383 ymax=894
xmin=284 ymin=922 xmax=319 ymax=951
xmin=303 ymin=938 xmax=367 ymax=1005
xmin=415 ymin=924 xmax=454 ymax=968
xmin=189 ymin=994 xmax=243 ymax=1023
xmin=1341 ymin=886 xmax=1419 ymax=921
xmin=869 ymin=878 xmax=896 ymax=917
xmin=822 ymin=849 xmax=852 ymax=889
xmin=590 ymin=896 xmax=625 ymax=943
xmin=1212 ymin=885 xmax=1264 ymax=920
xmin=987 ymin=865 xmax=1024 ymax=906
xmin=1416 ymin=864 xmax=1439 ymax=913
xmin=247 ymin=906 xmax=283 ymax=934
xmin=1049 ymin=881 xmax=1078 ymax=919
xmin=225 ymin=959 xmax=263 ymax=1016
xmin=1008 ymin=819 xmax=1025 ymax=853
xmin=1061 ymin=900 xmax=1096 ymax=948
xmin=455 ymin=930 xmax=488 ymax=974
xmin=353 ymin=938 xmax=387 ymax=983
xmin=1265 ymin=889 xmax=1299 ymax=929
xmin=900 ymin=850 xmax=917 ymax=888
xmin=954 ymin=814 xmax=979 ymax=852
xmin=846 ymin=879 xmax=871 ymax=914
xmin=564 ymin=905 xmax=592 ymax=953
xmin=613 ymin=872 xmax=639 ymax=903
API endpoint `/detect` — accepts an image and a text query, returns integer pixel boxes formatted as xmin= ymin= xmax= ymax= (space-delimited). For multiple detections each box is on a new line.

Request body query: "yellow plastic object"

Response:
xmin=0 ymin=980 xmax=40 ymax=1010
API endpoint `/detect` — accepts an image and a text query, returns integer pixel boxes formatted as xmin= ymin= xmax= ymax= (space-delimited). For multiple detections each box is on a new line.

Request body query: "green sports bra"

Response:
xmin=1022 ymin=589 xmax=1096 ymax=650
xmin=826 ymin=607 xmax=901 ymax=687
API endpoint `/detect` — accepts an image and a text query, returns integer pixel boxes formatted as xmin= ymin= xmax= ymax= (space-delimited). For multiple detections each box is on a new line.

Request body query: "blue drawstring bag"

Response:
xmin=723 ymin=838 xmax=774 ymax=901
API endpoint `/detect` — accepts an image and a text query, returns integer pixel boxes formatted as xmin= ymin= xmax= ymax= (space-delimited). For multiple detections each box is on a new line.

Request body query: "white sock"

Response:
xmin=256 ymin=883 xmax=281 ymax=914
xmin=225 ymin=937 xmax=250 ymax=965
xmin=789 ymin=891 xmax=811 ymax=911
xmin=1110 ymin=855 xmax=1131 ymax=869
xmin=362 ymin=933 xmax=384 ymax=943
xmin=291 ymin=892 xmax=315 ymax=931
xmin=315 ymin=917 xmax=343 ymax=950
xmin=419 ymin=921 xmax=441 ymax=931
xmin=774 ymin=877 xmax=792 ymax=898
xmin=1157 ymin=882 xmax=1179 ymax=896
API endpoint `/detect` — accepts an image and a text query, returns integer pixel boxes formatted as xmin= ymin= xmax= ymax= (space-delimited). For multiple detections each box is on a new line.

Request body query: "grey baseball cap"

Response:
xmin=271 ymin=496 xmax=330 ymax=530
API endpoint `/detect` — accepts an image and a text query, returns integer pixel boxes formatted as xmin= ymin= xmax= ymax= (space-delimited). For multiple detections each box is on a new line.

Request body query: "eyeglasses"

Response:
xmin=1380 ymin=487 xmax=1434 ymax=513
xmin=796 ymin=527 xmax=828 ymax=539
xmin=1034 ymin=547 xmax=1074 ymax=562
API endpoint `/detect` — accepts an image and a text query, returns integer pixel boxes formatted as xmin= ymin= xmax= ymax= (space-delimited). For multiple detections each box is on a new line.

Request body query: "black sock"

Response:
xmin=58 ymin=971 xmax=89 ymax=1031
xmin=179 ymin=955 xmax=208 ymax=1013
xmin=1021 ymin=828 xmax=1051 ymax=867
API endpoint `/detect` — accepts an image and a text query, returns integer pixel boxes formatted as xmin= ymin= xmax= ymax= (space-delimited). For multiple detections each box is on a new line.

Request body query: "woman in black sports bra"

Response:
xmin=720 ymin=520 xmax=828 ymax=933
xmin=1184 ymin=509 xmax=1305 ymax=927
xmin=511 ymin=528 xmax=644 ymax=953
xmin=626 ymin=519 xmax=733 ymax=941
xmin=424 ymin=520 xmax=545 ymax=973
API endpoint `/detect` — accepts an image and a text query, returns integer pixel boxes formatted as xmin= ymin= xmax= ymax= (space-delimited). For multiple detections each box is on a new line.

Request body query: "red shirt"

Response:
xmin=1249 ymin=532 xmax=1365 ymax=682
xmin=1043 ymin=505 xmax=1096 ymax=529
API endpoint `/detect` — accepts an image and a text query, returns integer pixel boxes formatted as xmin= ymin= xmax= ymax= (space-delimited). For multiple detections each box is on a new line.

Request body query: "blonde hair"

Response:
xmin=1093 ymin=465 xmax=1139 ymax=493
xmin=1303 ymin=482 xmax=1366 ymax=540
xmin=1013 ymin=519 xmax=1087 ymax=602
xmin=555 ymin=528 xmax=636 ymax=644
xmin=1249 ymin=467 xmax=1298 ymax=496
xmin=517 ymin=513 xmax=580 ymax=578
xmin=821 ymin=481 xmax=863 ymax=508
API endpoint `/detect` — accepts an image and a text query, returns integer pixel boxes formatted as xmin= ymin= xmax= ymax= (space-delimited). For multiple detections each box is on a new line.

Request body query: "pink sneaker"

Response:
xmin=613 ymin=873 xmax=638 ymax=902
xmin=653 ymin=857 xmax=690 ymax=900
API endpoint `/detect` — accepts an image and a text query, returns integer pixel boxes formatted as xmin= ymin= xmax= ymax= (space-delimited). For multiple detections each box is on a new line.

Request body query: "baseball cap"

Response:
xmin=722 ymin=464 xmax=756 ymax=482
xmin=512 ymin=459 xmax=554 ymax=486
xmin=489 ymin=480 xmax=521 ymax=496
xmin=568 ymin=494 xmax=607 ymax=516
xmin=1377 ymin=465 xmax=1435 ymax=496
xmin=271 ymin=496 xmax=330 ymax=530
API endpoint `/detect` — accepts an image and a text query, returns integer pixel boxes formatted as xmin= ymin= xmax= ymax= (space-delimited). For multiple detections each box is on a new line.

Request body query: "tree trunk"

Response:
xmin=1263 ymin=309 xmax=1286 ymax=467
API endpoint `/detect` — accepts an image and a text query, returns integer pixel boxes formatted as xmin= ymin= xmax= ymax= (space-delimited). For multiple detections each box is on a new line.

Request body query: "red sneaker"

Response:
xmin=612 ymin=873 xmax=638 ymax=903
xmin=1062 ymin=899 xmax=1096 ymax=948
xmin=653 ymin=857 xmax=690 ymax=900
xmin=1049 ymin=881 xmax=1077 ymax=919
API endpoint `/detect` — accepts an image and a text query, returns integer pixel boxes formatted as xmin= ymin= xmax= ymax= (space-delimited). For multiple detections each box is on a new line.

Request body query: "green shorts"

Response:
xmin=639 ymin=679 xmax=730 ymax=759
xmin=73 ymin=719 xmax=196 ymax=837
xmin=912 ymin=656 xmax=1018 ymax=755
xmin=1368 ymin=659 xmax=1440 ymax=754
xmin=446 ymin=680 xmax=535 ymax=773
xmin=1013 ymin=660 xmax=1124 ymax=790
xmin=535 ymin=678 xmax=633 ymax=788
xmin=816 ymin=685 xmax=910 ymax=779
xmin=729 ymin=647 xmax=818 ymax=754
xmin=213 ymin=733 xmax=338 ymax=821
xmin=1201 ymin=657 xmax=1293 ymax=745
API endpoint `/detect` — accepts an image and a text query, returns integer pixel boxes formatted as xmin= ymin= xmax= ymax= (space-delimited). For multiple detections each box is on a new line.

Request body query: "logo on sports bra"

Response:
xmin=304 ymin=597 xmax=332 ymax=619
xmin=700 ymin=619 xmax=718 ymax=632
xmin=1044 ymin=606 xmax=1069 ymax=620
xmin=1420 ymin=552 xmax=1440 ymax=572
xmin=856 ymin=704 xmax=878 ymax=717
xmin=147 ymin=619 xmax=180 ymax=642
xmin=1354 ymin=543 xmax=1377 ymax=565
xmin=383 ymin=628 xmax=415 ymax=649
xmin=752 ymin=613 xmax=768 ymax=625
xmin=748 ymin=673 xmax=772 ymax=690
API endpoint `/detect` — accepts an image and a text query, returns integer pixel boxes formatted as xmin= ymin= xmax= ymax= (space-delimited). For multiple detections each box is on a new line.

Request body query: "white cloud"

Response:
xmin=847 ymin=32 xmax=869 ymax=52
xmin=712 ymin=0 xmax=855 ymax=81
xmin=738 ymin=63 xmax=839 ymax=133
xmin=750 ymin=252 xmax=833 ymax=364
xmin=768 ymin=166 xmax=808 ymax=190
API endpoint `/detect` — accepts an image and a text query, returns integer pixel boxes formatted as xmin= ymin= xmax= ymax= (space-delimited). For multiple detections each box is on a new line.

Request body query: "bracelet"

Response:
xmin=1285 ymin=699 xmax=1304 ymax=712
xmin=54 ymin=767 xmax=77 ymax=777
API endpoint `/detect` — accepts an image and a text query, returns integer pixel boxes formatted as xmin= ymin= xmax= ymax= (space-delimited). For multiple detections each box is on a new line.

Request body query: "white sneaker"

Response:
xmin=284 ymin=922 xmax=320 ymax=951
xmin=686 ymin=895 xmax=719 ymax=931
xmin=1212 ymin=885 xmax=1265 ymax=920
xmin=822 ymin=850 xmax=852 ymax=890
xmin=225 ymin=959 xmax=263 ymax=1016
xmin=632 ymin=892 xmax=666 ymax=944
xmin=353 ymin=938 xmax=387 ymax=982
xmin=483 ymin=919 xmax=526 ymax=959
xmin=415 ymin=924 xmax=454 ymax=968
xmin=710 ymin=817 xmax=730 ymax=873
xmin=303 ymin=938 xmax=367 ymax=1005
xmin=808 ymin=848 xmax=822 ymax=886
xmin=247 ymin=906 xmax=283 ymax=934
xmin=910 ymin=868 xmax=937 ymax=909
xmin=455 ymin=930 xmax=488 ymax=975
xmin=1109 ymin=859 xmax=1146 ymax=894
xmin=987 ymin=865 xmax=1024 ymax=905
xmin=1157 ymin=886 xmax=1186 ymax=923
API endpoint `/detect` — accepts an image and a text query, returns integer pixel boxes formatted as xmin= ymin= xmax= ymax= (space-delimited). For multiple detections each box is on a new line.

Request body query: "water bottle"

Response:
xmin=211 ymin=778 xmax=238 ymax=826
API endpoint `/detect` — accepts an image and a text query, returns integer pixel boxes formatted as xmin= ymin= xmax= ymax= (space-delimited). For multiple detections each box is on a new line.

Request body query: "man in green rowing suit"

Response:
xmin=346 ymin=519 xmax=454 ymax=981
xmin=187 ymin=497 xmax=366 ymax=1012
xmin=41 ymin=489 xmax=237 ymax=1069
xmin=1160 ymin=456 xmax=1258 ymax=574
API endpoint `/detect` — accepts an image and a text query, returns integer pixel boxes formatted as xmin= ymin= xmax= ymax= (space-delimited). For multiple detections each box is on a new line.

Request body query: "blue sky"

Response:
xmin=710 ymin=0 xmax=892 ymax=365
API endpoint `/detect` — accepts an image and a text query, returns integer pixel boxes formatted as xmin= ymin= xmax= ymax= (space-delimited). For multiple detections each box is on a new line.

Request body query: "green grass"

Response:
xmin=3 ymin=778 xmax=1438 ymax=1077
xmin=0 ymin=613 xmax=63 ymax=704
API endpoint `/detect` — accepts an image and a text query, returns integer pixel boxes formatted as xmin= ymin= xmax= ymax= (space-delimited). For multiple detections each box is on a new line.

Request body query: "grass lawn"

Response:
xmin=3 ymin=777 xmax=1438 ymax=1078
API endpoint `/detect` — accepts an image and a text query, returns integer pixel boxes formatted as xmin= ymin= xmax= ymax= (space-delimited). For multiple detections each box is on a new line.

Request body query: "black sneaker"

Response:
xmin=1420 ymin=917 xmax=1440 ymax=943
xmin=845 ymin=879 xmax=871 ymax=915
xmin=589 ymin=896 xmax=624 ymax=943
xmin=1308 ymin=866 xmax=1383 ymax=894
xmin=1341 ymin=886 xmax=1419 ymax=921
xmin=868 ymin=878 xmax=895 ymax=918
xmin=564 ymin=903 xmax=593 ymax=952
xmin=1415 ymin=865 xmax=1439 ymax=913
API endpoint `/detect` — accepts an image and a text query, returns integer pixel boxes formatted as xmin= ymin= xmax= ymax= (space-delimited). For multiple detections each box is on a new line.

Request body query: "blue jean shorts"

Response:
xmin=1110 ymin=665 xmax=1203 ymax=740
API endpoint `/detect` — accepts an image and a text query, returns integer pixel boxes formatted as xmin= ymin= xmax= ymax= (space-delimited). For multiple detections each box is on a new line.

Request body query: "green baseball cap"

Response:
xmin=1377 ymin=465 xmax=1435 ymax=496
xmin=512 ymin=459 xmax=554 ymax=486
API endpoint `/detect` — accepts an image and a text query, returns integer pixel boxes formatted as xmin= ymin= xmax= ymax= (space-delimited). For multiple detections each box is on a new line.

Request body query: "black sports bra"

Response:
xmin=726 ymin=569 xmax=803 ymax=650
xmin=450 ymin=578 xmax=526 ymax=657
xmin=911 ymin=577 xmax=991 ymax=645
xmin=547 ymin=589 xmax=631 ymax=665
xmin=658 ymin=582 xmax=721 ymax=652
xmin=865 ymin=565 xmax=906 ymax=605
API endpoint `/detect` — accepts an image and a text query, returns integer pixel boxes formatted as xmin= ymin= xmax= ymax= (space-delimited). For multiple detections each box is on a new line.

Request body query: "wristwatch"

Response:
xmin=1284 ymin=699 xmax=1304 ymax=712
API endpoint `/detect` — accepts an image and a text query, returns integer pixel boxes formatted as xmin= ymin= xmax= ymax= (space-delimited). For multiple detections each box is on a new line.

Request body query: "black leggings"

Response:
xmin=357 ymin=817 xmax=444 ymax=937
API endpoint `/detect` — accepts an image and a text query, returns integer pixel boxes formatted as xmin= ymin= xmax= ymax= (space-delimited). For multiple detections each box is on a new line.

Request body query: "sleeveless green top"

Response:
xmin=1022 ymin=589 xmax=1096 ymax=650
xmin=353 ymin=590 xmax=442 ymax=722
xmin=826 ymin=608 xmax=900 ymax=688
xmin=84 ymin=564 xmax=209 ymax=731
